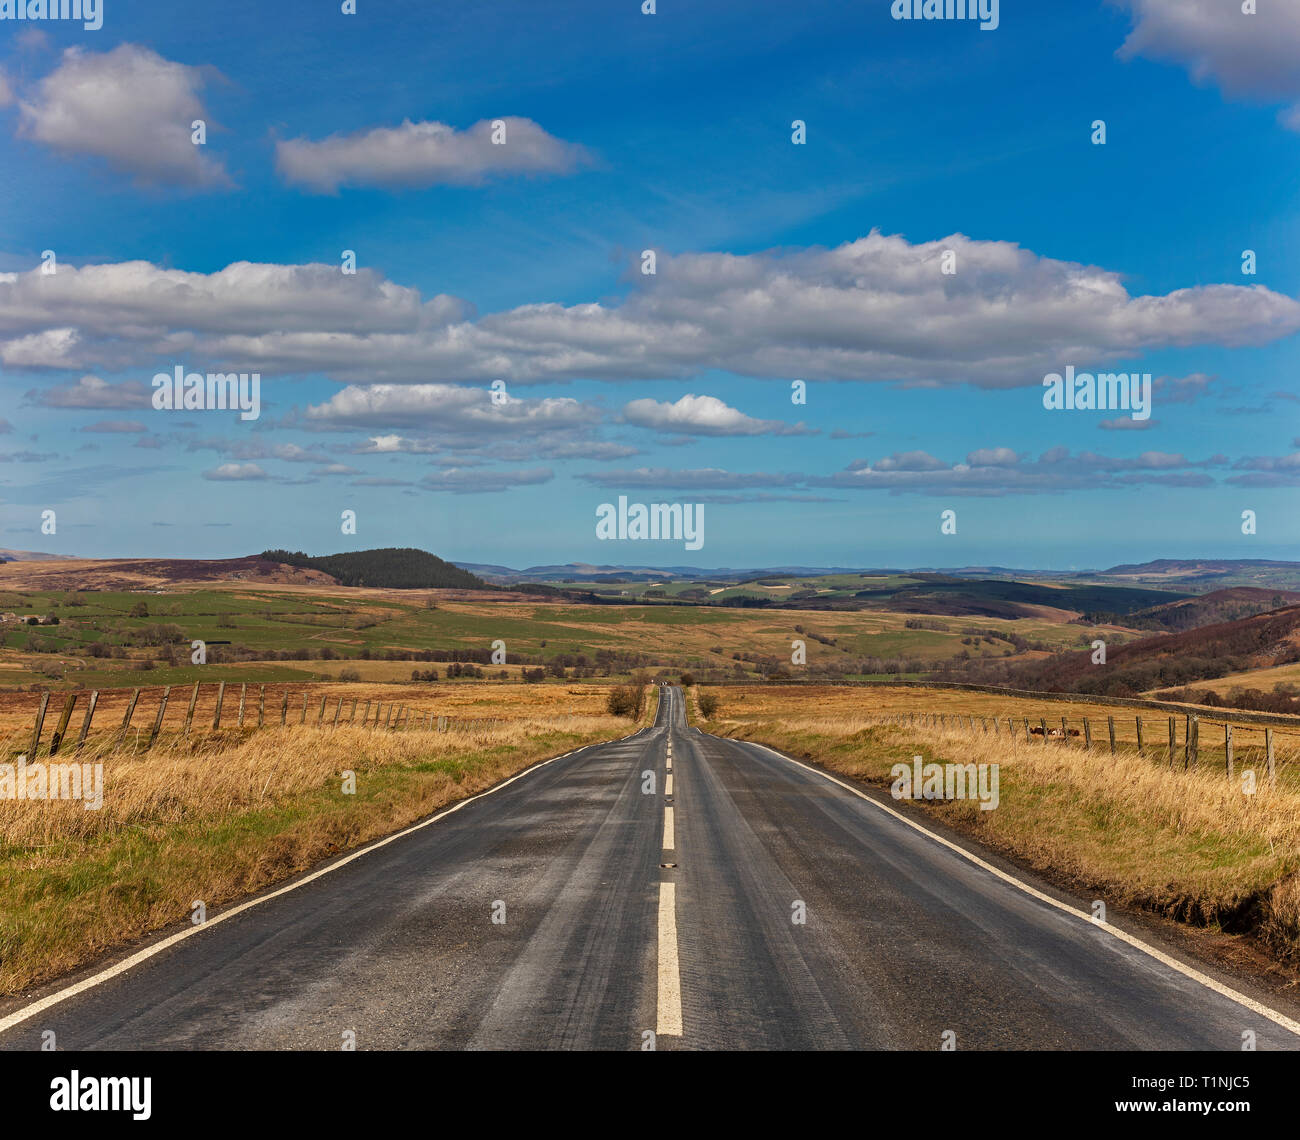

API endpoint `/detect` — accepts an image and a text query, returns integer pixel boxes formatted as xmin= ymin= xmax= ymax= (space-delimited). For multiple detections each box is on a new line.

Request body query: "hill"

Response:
xmin=1117 ymin=588 xmax=1300 ymax=633
xmin=1003 ymin=604 xmax=1300 ymax=703
xmin=262 ymin=548 xmax=487 ymax=590
xmin=0 ymin=555 xmax=334 ymax=591
xmin=1095 ymin=558 xmax=1300 ymax=591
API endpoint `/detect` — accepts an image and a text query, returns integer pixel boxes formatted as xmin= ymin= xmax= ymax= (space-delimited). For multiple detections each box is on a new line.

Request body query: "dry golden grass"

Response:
xmin=0 ymin=684 xmax=654 ymax=996
xmin=702 ymin=684 xmax=1300 ymax=964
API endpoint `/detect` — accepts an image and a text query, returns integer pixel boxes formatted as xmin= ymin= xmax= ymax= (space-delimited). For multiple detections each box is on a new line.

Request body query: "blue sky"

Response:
xmin=1 ymin=0 xmax=1298 ymax=570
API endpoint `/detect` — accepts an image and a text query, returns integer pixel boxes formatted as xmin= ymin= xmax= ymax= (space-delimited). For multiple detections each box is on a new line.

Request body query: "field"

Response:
xmin=0 ymin=579 xmax=1142 ymax=690
xmin=0 ymin=682 xmax=656 ymax=995
xmin=696 ymin=684 xmax=1300 ymax=967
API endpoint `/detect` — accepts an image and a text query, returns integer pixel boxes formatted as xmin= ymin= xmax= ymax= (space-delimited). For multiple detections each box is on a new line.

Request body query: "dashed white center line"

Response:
xmin=662 ymin=804 xmax=674 ymax=850
xmin=664 ymin=772 xmax=673 ymax=796
xmin=656 ymin=881 xmax=683 ymax=1037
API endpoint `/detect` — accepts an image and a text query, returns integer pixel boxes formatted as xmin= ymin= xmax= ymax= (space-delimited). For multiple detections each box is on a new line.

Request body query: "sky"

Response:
xmin=1 ymin=0 xmax=1298 ymax=571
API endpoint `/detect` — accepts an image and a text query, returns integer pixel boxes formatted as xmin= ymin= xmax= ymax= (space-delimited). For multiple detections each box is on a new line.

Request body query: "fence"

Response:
xmin=15 ymin=682 xmax=504 ymax=758
xmin=871 ymin=708 xmax=1295 ymax=785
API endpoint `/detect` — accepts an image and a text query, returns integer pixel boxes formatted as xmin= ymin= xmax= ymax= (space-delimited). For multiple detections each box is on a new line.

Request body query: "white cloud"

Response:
xmin=2 ymin=234 xmax=1297 ymax=387
xmin=0 ymin=71 xmax=13 ymax=108
xmin=203 ymin=462 xmax=267 ymax=481
xmin=18 ymin=45 xmax=230 ymax=186
xmin=26 ymin=374 xmax=148 ymax=409
xmin=1114 ymin=0 xmax=1300 ymax=128
xmin=81 ymin=419 xmax=146 ymax=433
xmin=420 ymin=467 xmax=553 ymax=494
xmin=305 ymin=383 xmax=597 ymax=432
xmin=621 ymin=393 xmax=812 ymax=436
xmin=276 ymin=117 xmax=591 ymax=193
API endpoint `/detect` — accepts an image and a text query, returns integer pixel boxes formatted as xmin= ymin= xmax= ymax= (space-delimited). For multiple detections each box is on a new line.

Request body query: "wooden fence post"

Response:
xmin=362 ymin=699 xmax=371 ymax=726
xmin=29 ymin=690 xmax=51 ymax=756
xmin=183 ymin=682 xmax=200 ymax=736
xmin=1007 ymin=717 xmax=1014 ymax=736
xmin=1061 ymin=717 xmax=1068 ymax=742
xmin=1107 ymin=716 xmax=1116 ymax=755
xmin=317 ymin=696 xmax=326 ymax=726
xmin=1225 ymin=725 xmax=1233 ymax=781
xmin=146 ymin=686 xmax=172 ymax=751
xmin=333 ymin=698 xmax=343 ymax=726
xmin=1266 ymin=728 xmax=1275 ymax=786
xmin=384 ymin=704 xmax=393 ymax=729
xmin=1135 ymin=716 xmax=1143 ymax=754
xmin=350 ymin=699 xmax=357 ymax=723
xmin=119 ymin=688 xmax=140 ymax=743
xmin=212 ymin=681 xmax=226 ymax=729
xmin=1039 ymin=717 xmax=1047 ymax=743
xmin=1168 ymin=716 xmax=1176 ymax=768
xmin=48 ymin=693 xmax=77 ymax=756
xmin=300 ymin=693 xmax=308 ymax=724
xmin=237 ymin=683 xmax=247 ymax=727
xmin=280 ymin=690 xmax=289 ymax=726
xmin=75 ymin=690 xmax=99 ymax=750
xmin=1188 ymin=716 xmax=1199 ymax=768
xmin=1083 ymin=718 xmax=1092 ymax=750
xmin=992 ymin=716 xmax=999 ymax=735
xmin=258 ymin=685 xmax=265 ymax=728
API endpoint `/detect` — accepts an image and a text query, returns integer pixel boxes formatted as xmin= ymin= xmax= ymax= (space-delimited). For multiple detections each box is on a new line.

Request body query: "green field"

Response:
xmin=1 ymin=581 xmax=1142 ymax=689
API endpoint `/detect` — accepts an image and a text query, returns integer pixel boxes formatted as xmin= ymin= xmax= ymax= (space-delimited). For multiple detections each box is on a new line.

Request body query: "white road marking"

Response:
xmin=662 ymin=805 xmax=675 ymax=851
xmin=665 ymin=773 xmax=673 ymax=796
xmin=744 ymin=740 xmax=1300 ymax=1039
xmin=0 ymin=728 xmax=647 ymax=1036
xmin=656 ymin=881 xmax=683 ymax=1037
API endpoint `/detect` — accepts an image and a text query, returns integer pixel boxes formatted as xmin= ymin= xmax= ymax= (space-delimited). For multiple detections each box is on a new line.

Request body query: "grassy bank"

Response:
xmin=692 ymin=684 xmax=1300 ymax=966
xmin=0 ymin=684 xmax=655 ymax=996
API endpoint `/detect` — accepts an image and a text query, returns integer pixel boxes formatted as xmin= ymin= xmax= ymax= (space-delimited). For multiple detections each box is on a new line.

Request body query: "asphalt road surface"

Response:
xmin=3 ymin=685 xmax=1298 ymax=1051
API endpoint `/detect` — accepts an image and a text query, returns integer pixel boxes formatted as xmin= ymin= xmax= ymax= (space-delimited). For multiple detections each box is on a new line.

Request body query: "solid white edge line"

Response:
xmin=0 ymin=723 xmax=653 ymax=1036
xmin=738 ymin=738 xmax=1300 ymax=1039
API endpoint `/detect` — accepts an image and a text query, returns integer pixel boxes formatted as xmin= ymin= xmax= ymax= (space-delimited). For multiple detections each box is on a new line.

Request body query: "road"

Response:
xmin=2 ymin=685 xmax=1297 ymax=1050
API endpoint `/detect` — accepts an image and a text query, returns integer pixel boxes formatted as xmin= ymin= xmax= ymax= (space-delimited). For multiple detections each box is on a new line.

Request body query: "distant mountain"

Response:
xmin=265 ymin=548 xmax=487 ymax=590
xmin=458 ymin=558 xmax=1300 ymax=593
xmin=0 ymin=548 xmax=80 ymax=562
xmin=1095 ymin=559 xmax=1300 ymax=591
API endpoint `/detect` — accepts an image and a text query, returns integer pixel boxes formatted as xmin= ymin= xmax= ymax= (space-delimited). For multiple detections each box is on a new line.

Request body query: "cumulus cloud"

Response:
xmin=2 ymin=235 xmax=1296 ymax=387
xmin=25 ymin=374 xmax=148 ymax=408
xmin=1153 ymin=371 xmax=1215 ymax=404
xmin=0 ymin=71 xmax=13 ymax=108
xmin=621 ymin=394 xmax=813 ymax=437
xmin=203 ymin=462 xmax=267 ymax=481
xmin=304 ymin=383 xmax=597 ymax=432
xmin=814 ymin=447 xmax=1223 ymax=496
xmin=81 ymin=419 xmax=146 ymax=433
xmin=18 ymin=45 xmax=230 ymax=186
xmin=276 ymin=117 xmax=591 ymax=193
xmin=419 ymin=467 xmax=553 ymax=494
xmin=578 ymin=467 xmax=803 ymax=491
xmin=1228 ymin=452 xmax=1300 ymax=486
xmin=1114 ymin=0 xmax=1300 ymax=128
